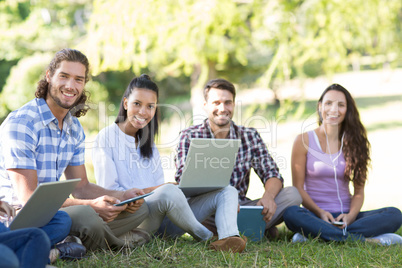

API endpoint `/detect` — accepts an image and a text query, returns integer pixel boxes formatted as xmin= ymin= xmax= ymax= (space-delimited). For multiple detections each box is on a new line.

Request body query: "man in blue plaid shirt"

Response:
xmin=175 ymin=78 xmax=302 ymax=239
xmin=0 ymin=49 xmax=150 ymax=255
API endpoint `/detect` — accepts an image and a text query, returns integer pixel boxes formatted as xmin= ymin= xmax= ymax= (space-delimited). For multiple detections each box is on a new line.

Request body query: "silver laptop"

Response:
xmin=9 ymin=178 xmax=81 ymax=230
xmin=179 ymin=138 xmax=241 ymax=197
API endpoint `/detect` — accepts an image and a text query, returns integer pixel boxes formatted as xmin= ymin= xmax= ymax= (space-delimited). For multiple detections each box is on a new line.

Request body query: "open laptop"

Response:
xmin=9 ymin=178 xmax=81 ymax=230
xmin=178 ymin=138 xmax=241 ymax=197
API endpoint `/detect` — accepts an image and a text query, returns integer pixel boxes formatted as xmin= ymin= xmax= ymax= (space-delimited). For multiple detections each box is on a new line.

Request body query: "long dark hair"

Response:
xmin=317 ymin=84 xmax=371 ymax=185
xmin=35 ymin=48 xmax=90 ymax=117
xmin=115 ymin=74 xmax=159 ymax=159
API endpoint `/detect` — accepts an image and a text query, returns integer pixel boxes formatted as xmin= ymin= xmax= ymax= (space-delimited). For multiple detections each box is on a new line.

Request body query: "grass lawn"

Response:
xmin=55 ymin=226 xmax=402 ymax=267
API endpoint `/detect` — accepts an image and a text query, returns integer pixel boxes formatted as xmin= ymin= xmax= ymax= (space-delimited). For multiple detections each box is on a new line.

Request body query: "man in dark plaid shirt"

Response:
xmin=174 ymin=78 xmax=302 ymax=238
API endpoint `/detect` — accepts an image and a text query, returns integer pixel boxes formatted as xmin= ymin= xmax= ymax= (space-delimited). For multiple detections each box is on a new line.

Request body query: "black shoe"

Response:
xmin=55 ymin=242 xmax=86 ymax=260
xmin=264 ymin=226 xmax=279 ymax=240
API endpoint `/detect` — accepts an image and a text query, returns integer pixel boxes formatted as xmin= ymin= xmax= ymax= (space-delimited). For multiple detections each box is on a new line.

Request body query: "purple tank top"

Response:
xmin=305 ymin=130 xmax=351 ymax=213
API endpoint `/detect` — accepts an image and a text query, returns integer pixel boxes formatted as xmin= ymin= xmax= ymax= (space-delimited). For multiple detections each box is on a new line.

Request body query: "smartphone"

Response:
xmin=114 ymin=192 xmax=154 ymax=206
xmin=332 ymin=221 xmax=344 ymax=226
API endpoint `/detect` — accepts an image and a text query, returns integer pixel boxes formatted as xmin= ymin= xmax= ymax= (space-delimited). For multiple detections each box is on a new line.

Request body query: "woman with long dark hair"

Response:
xmin=283 ymin=84 xmax=402 ymax=245
xmin=92 ymin=75 xmax=246 ymax=253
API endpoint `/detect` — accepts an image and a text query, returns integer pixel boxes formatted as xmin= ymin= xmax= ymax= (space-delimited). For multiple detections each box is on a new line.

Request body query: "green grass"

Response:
xmin=55 ymin=226 xmax=402 ymax=267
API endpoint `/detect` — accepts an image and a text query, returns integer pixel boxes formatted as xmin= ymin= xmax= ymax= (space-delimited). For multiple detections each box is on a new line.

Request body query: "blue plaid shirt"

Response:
xmin=174 ymin=119 xmax=284 ymax=201
xmin=0 ymin=98 xmax=85 ymax=204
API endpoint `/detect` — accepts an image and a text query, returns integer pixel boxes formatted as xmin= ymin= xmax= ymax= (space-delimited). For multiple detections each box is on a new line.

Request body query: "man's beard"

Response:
xmin=48 ymin=82 xmax=81 ymax=110
xmin=211 ymin=115 xmax=231 ymax=127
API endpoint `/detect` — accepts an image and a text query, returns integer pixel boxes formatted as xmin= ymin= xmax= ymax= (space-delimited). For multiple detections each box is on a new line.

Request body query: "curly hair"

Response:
xmin=115 ymin=74 xmax=159 ymax=159
xmin=317 ymin=84 xmax=371 ymax=186
xmin=35 ymin=48 xmax=90 ymax=118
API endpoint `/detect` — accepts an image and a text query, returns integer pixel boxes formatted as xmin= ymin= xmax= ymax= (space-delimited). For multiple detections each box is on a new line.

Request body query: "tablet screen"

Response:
xmin=114 ymin=192 xmax=154 ymax=206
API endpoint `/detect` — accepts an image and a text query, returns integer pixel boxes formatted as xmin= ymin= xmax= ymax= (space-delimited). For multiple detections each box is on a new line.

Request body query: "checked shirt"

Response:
xmin=0 ymin=98 xmax=85 ymax=204
xmin=174 ymin=119 xmax=284 ymax=201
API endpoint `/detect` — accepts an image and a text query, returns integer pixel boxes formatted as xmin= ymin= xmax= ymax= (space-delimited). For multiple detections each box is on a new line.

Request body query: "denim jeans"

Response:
xmin=157 ymin=186 xmax=240 ymax=240
xmin=0 ymin=224 xmax=51 ymax=268
xmin=283 ymin=206 xmax=402 ymax=241
xmin=40 ymin=210 xmax=72 ymax=245
xmin=138 ymin=184 xmax=213 ymax=241
xmin=0 ymin=244 xmax=19 ymax=268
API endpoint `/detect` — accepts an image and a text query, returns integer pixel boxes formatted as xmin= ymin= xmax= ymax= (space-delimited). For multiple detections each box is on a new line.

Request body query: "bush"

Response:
xmin=0 ymin=53 xmax=52 ymax=120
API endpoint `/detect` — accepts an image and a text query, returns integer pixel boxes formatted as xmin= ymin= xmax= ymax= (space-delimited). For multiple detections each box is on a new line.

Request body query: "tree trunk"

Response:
xmin=190 ymin=60 xmax=216 ymax=125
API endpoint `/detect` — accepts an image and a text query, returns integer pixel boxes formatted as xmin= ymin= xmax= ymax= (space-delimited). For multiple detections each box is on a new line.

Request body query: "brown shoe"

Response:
xmin=209 ymin=236 xmax=247 ymax=253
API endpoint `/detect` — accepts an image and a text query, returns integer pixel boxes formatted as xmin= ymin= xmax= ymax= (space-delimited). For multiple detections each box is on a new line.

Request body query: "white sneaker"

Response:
xmin=370 ymin=233 xmax=402 ymax=246
xmin=292 ymin=233 xmax=308 ymax=243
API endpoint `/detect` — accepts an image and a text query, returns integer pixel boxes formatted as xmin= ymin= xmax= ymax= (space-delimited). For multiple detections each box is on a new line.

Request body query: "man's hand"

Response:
xmin=257 ymin=195 xmax=277 ymax=222
xmin=258 ymin=177 xmax=282 ymax=222
xmin=90 ymin=195 xmax=127 ymax=223
xmin=122 ymin=188 xmax=146 ymax=214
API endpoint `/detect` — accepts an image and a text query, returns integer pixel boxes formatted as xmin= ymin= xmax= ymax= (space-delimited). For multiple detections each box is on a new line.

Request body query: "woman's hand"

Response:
xmin=123 ymin=188 xmax=145 ymax=213
xmin=335 ymin=213 xmax=357 ymax=228
xmin=319 ymin=209 xmax=336 ymax=223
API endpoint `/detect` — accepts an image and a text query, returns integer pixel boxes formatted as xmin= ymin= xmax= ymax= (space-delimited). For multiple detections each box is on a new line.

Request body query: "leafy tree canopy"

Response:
xmin=0 ymin=0 xmax=90 ymax=61
xmin=84 ymin=0 xmax=401 ymax=92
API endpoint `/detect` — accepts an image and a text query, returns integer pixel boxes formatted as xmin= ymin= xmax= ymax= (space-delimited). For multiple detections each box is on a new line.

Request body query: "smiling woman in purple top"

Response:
xmin=283 ymin=84 xmax=402 ymax=245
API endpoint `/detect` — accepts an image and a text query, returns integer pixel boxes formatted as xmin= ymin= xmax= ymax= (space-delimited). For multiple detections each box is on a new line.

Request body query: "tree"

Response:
xmin=82 ymin=0 xmax=259 ymax=121
xmin=83 ymin=0 xmax=402 ymax=120
xmin=254 ymin=0 xmax=402 ymax=95
xmin=0 ymin=53 xmax=52 ymax=116
xmin=0 ymin=0 xmax=90 ymax=61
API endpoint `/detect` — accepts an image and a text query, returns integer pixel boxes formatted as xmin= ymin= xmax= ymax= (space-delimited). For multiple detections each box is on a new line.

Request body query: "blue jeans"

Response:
xmin=157 ymin=186 xmax=240 ymax=240
xmin=283 ymin=206 xmax=402 ymax=241
xmin=0 ymin=244 xmax=19 ymax=268
xmin=40 ymin=210 xmax=72 ymax=245
xmin=0 ymin=224 xmax=51 ymax=268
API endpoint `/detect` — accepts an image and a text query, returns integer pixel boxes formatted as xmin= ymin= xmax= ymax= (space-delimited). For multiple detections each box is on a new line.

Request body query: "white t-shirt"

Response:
xmin=92 ymin=123 xmax=164 ymax=190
